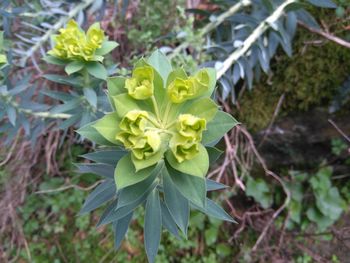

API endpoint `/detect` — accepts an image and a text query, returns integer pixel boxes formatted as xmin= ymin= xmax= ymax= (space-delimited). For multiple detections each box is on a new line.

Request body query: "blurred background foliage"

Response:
xmin=1 ymin=0 xmax=350 ymax=262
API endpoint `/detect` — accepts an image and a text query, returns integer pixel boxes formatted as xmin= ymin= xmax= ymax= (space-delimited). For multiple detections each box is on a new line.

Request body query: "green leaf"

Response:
xmin=83 ymin=88 xmax=97 ymax=108
xmin=86 ymin=61 xmax=107 ymax=80
xmin=111 ymin=93 xmax=152 ymax=118
xmin=163 ymin=168 xmax=190 ymax=236
xmin=114 ymin=153 xmax=157 ymax=189
xmin=166 ymin=163 xmax=206 ymax=209
xmin=306 ymin=0 xmax=337 ymax=8
xmin=98 ymin=181 xmax=157 ymax=226
xmin=92 ymin=112 xmax=121 ymax=145
xmin=166 ymin=68 xmax=187 ymax=87
xmin=65 ymin=61 xmax=84 ymax=75
xmin=206 ymin=179 xmax=228 ymax=191
xmin=117 ymin=164 xmax=160 ymax=208
xmin=144 ymin=189 xmax=162 ymax=263
xmin=202 ymin=111 xmax=239 ymax=145
xmin=203 ymin=198 xmax=236 ymax=222
xmin=202 ymin=68 xmax=217 ymax=97
xmin=77 ymin=121 xmax=115 ymax=146
xmin=246 ymin=177 xmax=273 ymax=209
xmin=182 ymin=97 xmax=218 ymax=122
xmin=147 ymin=49 xmax=172 ymax=86
xmin=113 ymin=212 xmax=133 ymax=249
xmin=81 ymin=149 xmax=127 ymax=166
xmin=50 ymin=98 xmax=81 ymax=114
xmin=206 ymin=147 xmax=223 ymax=164
xmin=160 ymin=201 xmax=180 ymax=238
xmin=79 ymin=180 xmax=116 ymax=214
xmin=7 ymin=106 xmax=16 ymax=126
xmin=166 ymin=143 xmax=209 ymax=178
xmin=306 ymin=206 xmax=335 ymax=231
xmin=95 ymin=41 xmax=119 ymax=56
xmin=205 ymin=227 xmax=218 ymax=246
xmin=107 ymin=77 xmax=126 ymax=97
xmin=75 ymin=163 xmax=115 ymax=179
xmin=42 ymin=55 xmax=67 ymax=66
xmin=315 ymin=187 xmax=346 ymax=220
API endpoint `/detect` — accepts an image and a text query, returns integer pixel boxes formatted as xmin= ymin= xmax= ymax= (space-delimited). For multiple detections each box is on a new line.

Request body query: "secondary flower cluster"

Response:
xmin=48 ymin=20 xmax=105 ymax=61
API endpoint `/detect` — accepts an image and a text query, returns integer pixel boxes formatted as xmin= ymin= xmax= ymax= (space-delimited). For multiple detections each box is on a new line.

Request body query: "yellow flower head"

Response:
xmin=125 ymin=66 xmax=154 ymax=100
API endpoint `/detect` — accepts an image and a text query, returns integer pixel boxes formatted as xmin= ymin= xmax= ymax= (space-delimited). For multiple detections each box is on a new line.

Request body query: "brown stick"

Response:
xmin=298 ymin=21 xmax=350 ymax=49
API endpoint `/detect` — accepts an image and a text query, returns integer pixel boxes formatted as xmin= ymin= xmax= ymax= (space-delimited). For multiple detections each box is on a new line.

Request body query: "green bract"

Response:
xmin=125 ymin=66 xmax=154 ymax=100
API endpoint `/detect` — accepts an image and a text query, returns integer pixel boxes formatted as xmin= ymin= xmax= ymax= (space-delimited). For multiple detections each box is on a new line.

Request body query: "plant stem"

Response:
xmin=19 ymin=108 xmax=71 ymax=119
xmin=151 ymin=96 xmax=161 ymax=122
xmin=163 ymin=101 xmax=172 ymax=126
xmin=216 ymin=0 xmax=298 ymax=80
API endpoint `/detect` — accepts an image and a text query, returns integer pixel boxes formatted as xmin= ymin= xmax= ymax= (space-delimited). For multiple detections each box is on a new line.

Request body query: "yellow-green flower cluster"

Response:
xmin=89 ymin=51 xmax=231 ymax=181
xmin=48 ymin=20 xmax=105 ymax=61
xmin=113 ymin=64 xmax=211 ymax=165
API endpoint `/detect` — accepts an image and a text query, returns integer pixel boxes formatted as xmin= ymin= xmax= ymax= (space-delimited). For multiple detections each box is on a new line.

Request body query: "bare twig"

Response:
xmin=258 ymin=94 xmax=285 ymax=148
xmin=169 ymin=0 xmax=252 ymax=59
xmin=35 ymin=180 xmax=103 ymax=194
xmin=328 ymin=119 xmax=350 ymax=143
xmin=299 ymin=21 xmax=350 ymax=49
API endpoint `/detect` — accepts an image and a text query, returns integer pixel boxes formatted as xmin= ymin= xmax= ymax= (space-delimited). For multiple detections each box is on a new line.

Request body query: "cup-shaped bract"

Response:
xmin=125 ymin=66 xmax=154 ymax=100
xmin=176 ymin=114 xmax=206 ymax=141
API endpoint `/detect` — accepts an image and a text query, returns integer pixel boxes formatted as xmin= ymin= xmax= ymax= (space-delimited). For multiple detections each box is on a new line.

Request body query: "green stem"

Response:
xmin=83 ymin=68 xmax=90 ymax=88
xmin=163 ymin=101 xmax=172 ymax=126
xmin=151 ymin=96 xmax=161 ymax=122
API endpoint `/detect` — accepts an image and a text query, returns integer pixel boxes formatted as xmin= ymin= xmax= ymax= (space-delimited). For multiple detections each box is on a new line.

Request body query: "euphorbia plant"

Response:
xmin=77 ymin=50 xmax=238 ymax=262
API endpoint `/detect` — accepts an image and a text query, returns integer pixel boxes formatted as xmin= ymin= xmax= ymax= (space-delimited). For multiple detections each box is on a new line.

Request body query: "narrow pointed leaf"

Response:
xmin=144 ymin=189 xmax=162 ymax=263
xmin=75 ymin=163 xmax=115 ymax=179
xmin=160 ymin=201 xmax=179 ymax=238
xmin=77 ymin=121 xmax=115 ymax=146
xmin=206 ymin=179 xmax=228 ymax=191
xmin=166 ymin=163 xmax=206 ymax=209
xmin=113 ymin=212 xmax=133 ymax=249
xmin=163 ymin=168 xmax=189 ymax=236
xmin=81 ymin=150 xmax=127 ymax=166
xmin=80 ymin=180 xmax=116 ymax=214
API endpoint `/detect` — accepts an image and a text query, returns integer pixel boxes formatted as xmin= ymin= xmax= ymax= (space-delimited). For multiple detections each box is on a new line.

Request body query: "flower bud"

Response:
xmin=125 ymin=66 xmax=154 ymax=100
